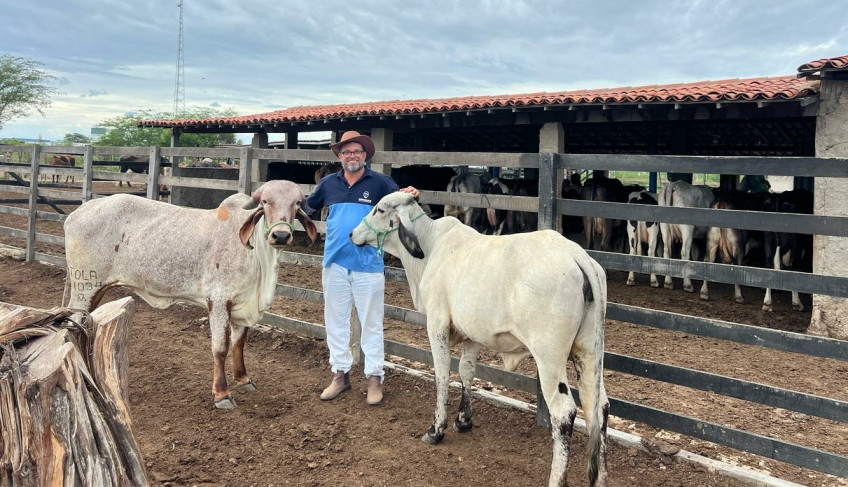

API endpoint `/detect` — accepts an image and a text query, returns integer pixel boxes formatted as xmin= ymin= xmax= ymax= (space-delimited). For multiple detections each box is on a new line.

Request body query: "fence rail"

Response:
xmin=2 ymin=144 xmax=847 ymax=477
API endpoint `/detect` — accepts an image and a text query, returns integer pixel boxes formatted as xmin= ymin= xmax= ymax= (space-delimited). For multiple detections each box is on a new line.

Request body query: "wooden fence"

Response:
xmin=1 ymin=144 xmax=847 ymax=478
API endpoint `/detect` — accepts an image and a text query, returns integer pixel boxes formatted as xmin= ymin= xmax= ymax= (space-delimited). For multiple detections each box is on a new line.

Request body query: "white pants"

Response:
xmin=322 ymin=263 xmax=386 ymax=379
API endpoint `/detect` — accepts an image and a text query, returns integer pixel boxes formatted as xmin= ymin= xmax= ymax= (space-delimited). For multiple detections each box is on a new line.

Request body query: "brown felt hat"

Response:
xmin=330 ymin=131 xmax=376 ymax=160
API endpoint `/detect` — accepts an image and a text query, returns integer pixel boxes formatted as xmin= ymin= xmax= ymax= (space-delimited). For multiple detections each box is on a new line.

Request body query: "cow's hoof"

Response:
xmin=762 ymin=305 xmax=773 ymax=312
xmin=650 ymin=281 xmax=659 ymax=288
xmin=626 ymin=280 xmax=636 ymax=286
xmin=453 ymin=418 xmax=473 ymax=433
xmin=735 ymin=297 xmax=745 ymax=304
xmin=664 ymin=282 xmax=674 ymax=290
xmin=421 ymin=426 xmax=444 ymax=445
xmin=683 ymin=285 xmax=695 ymax=293
xmin=235 ymin=379 xmax=257 ymax=392
xmin=793 ymin=304 xmax=804 ymax=312
xmin=699 ymin=293 xmax=709 ymax=301
xmin=214 ymin=396 xmax=237 ymax=409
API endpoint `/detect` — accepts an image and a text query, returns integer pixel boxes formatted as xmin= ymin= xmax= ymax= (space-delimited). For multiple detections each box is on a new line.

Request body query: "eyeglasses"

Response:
xmin=340 ymin=149 xmax=366 ymax=157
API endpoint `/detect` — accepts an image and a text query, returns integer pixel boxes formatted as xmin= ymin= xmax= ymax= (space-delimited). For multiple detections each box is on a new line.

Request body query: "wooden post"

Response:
xmin=238 ymin=146 xmax=254 ymax=195
xmin=25 ymin=144 xmax=41 ymax=262
xmin=370 ymin=128 xmax=393 ymax=175
xmin=536 ymin=152 xmax=559 ymax=428
xmin=537 ymin=152 xmax=559 ymax=231
xmin=146 ymin=146 xmax=162 ymax=200
xmin=82 ymin=144 xmax=94 ymax=201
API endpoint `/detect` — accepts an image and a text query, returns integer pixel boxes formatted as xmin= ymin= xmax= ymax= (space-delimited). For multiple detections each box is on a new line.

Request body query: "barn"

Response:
xmin=140 ymin=53 xmax=848 ymax=339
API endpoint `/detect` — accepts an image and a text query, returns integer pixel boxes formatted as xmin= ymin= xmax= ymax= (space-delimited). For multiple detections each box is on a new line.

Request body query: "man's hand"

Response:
xmin=399 ymin=186 xmax=420 ymax=198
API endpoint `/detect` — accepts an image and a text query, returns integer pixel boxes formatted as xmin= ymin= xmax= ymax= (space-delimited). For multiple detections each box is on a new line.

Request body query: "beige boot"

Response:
xmin=320 ymin=371 xmax=351 ymax=401
xmin=366 ymin=375 xmax=383 ymax=405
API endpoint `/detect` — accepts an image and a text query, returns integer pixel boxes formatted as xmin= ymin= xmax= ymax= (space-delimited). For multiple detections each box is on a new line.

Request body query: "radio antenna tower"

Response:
xmin=173 ymin=1 xmax=185 ymax=117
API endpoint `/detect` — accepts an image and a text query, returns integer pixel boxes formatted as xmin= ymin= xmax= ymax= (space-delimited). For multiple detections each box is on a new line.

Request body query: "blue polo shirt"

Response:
xmin=307 ymin=167 xmax=399 ymax=272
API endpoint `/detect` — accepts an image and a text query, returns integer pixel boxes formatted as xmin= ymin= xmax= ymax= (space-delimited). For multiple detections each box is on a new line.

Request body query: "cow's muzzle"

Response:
xmin=264 ymin=220 xmax=294 ymax=247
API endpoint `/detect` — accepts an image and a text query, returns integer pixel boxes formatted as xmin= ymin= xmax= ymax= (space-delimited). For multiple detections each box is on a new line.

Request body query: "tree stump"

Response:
xmin=0 ymin=297 xmax=148 ymax=486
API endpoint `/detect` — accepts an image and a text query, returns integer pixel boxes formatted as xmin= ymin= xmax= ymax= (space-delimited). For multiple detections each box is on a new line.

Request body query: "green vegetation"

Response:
xmin=61 ymin=133 xmax=91 ymax=145
xmin=95 ymin=107 xmax=238 ymax=148
xmin=605 ymin=170 xmax=721 ymax=188
xmin=0 ymin=54 xmax=59 ymax=133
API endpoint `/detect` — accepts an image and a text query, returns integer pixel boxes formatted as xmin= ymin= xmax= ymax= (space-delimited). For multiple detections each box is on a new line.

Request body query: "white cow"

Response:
xmin=658 ymin=181 xmax=715 ymax=292
xmin=625 ymin=190 xmax=661 ymax=287
xmin=350 ymin=192 xmax=610 ymax=487
xmin=64 ymin=180 xmax=318 ymax=408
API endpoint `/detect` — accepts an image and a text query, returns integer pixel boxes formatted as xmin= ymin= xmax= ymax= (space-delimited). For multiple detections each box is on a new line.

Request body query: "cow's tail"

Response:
xmin=577 ymin=256 xmax=608 ymax=486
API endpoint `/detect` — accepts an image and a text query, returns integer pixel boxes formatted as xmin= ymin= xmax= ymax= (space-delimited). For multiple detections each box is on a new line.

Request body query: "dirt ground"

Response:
xmin=0 ymin=182 xmax=846 ymax=487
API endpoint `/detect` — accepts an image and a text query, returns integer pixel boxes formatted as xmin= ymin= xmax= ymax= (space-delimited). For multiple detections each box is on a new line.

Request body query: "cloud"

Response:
xmin=80 ymin=89 xmax=108 ymax=98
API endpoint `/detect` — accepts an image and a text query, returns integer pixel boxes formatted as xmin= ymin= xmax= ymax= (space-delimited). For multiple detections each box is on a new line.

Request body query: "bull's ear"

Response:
xmin=296 ymin=207 xmax=319 ymax=245
xmin=239 ymin=207 xmax=264 ymax=249
xmin=242 ymin=184 xmax=265 ymax=210
xmin=398 ymin=211 xmax=424 ymax=259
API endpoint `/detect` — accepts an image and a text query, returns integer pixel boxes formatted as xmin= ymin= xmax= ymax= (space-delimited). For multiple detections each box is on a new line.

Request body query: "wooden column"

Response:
xmin=82 ymin=144 xmax=94 ymax=202
xmin=146 ymin=146 xmax=162 ymax=200
xmin=536 ymin=123 xmax=564 ymax=427
xmin=370 ymin=128 xmax=393 ymax=175
xmin=168 ymin=130 xmax=181 ymax=203
xmin=238 ymin=147 xmax=254 ymax=195
xmin=25 ymin=144 xmax=41 ymax=262
xmin=809 ymin=77 xmax=848 ymax=340
xmin=285 ymin=131 xmax=299 ymax=150
xmin=251 ymin=132 xmax=268 ymax=184
xmin=538 ymin=122 xmax=565 ymax=233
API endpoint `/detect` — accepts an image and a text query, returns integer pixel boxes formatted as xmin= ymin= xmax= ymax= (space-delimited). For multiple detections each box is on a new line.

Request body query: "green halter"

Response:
xmin=362 ymin=211 xmax=427 ymax=256
xmin=263 ymin=218 xmax=295 ymax=240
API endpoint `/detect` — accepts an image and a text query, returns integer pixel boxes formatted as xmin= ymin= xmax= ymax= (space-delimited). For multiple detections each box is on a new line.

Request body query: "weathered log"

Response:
xmin=0 ymin=297 xmax=148 ymax=486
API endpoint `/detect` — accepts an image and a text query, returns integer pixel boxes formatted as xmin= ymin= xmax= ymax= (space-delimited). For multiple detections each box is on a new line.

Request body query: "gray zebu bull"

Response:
xmin=350 ymin=192 xmax=610 ymax=487
xmin=63 ymin=180 xmax=318 ymax=408
xmin=659 ymin=180 xmax=715 ymax=292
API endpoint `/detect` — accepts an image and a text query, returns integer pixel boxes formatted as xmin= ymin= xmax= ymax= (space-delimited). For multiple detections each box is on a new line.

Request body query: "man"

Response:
xmin=304 ymin=131 xmax=418 ymax=405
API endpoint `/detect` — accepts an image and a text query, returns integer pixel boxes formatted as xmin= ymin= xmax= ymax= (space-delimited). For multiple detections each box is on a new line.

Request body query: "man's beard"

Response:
xmin=343 ymin=160 xmax=365 ymax=172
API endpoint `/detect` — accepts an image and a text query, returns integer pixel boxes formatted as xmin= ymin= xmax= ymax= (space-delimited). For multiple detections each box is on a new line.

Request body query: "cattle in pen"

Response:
xmin=49 ymin=154 xmax=76 ymax=184
xmin=658 ymin=180 xmax=715 ymax=292
xmin=63 ymin=180 xmax=318 ymax=408
xmin=698 ymin=190 xmax=766 ymax=303
xmin=625 ymin=189 xmax=661 ymax=287
xmin=485 ymin=177 xmax=538 ymax=235
xmin=350 ymin=192 xmax=610 ymax=487
xmin=761 ymin=189 xmax=814 ymax=312
xmin=443 ymin=172 xmax=490 ymax=232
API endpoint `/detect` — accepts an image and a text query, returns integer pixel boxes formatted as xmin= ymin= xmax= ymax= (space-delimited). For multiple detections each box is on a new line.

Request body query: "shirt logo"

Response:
xmin=363 ymin=191 xmax=370 ymax=199
xmin=358 ymin=190 xmax=372 ymax=204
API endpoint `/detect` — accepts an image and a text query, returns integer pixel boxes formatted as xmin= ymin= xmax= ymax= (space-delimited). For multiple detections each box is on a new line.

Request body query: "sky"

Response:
xmin=1 ymin=0 xmax=846 ymax=144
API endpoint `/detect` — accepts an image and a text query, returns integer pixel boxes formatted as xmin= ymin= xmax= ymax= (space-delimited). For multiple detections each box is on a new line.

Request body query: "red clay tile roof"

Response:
xmin=143 ymin=56 xmax=844 ymax=129
xmin=797 ymin=55 xmax=848 ymax=75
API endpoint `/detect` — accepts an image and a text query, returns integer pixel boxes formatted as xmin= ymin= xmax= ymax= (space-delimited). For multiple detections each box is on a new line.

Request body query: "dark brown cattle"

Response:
xmin=49 ymin=154 xmax=75 ymax=184
xmin=580 ymin=175 xmax=638 ymax=252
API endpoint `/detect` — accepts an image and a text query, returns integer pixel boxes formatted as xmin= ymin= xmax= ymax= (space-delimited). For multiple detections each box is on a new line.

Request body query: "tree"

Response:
xmin=95 ymin=107 xmax=238 ymax=147
xmin=61 ymin=132 xmax=91 ymax=145
xmin=0 ymin=54 xmax=59 ymax=133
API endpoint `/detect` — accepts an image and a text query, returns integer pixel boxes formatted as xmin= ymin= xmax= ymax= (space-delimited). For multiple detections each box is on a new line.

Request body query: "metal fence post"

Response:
xmin=82 ymin=145 xmax=94 ymax=202
xmin=147 ymin=146 xmax=162 ymax=200
xmin=25 ymin=144 xmax=42 ymax=262
xmin=238 ymin=147 xmax=254 ymax=195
